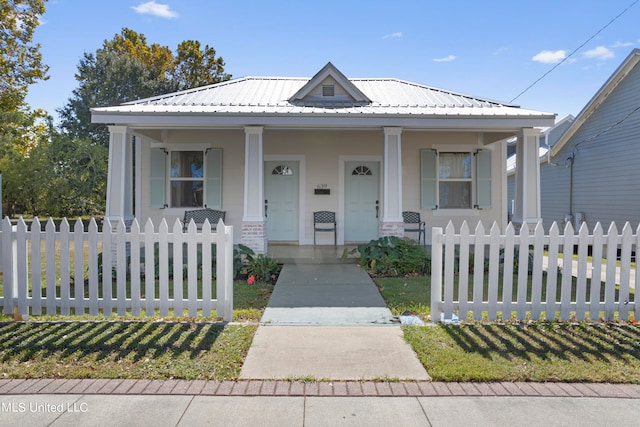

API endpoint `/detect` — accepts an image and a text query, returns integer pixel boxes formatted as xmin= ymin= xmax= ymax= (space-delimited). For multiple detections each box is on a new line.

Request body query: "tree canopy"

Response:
xmin=58 ymin=28 xmax=232 ymax=145
xmin=0 ymin=0 xmax=49 ymax=116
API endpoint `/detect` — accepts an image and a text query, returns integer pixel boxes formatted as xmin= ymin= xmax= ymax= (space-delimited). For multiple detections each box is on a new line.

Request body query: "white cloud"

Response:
xmin=532 ymin=50 xmax=567 ymax=64
xmin=583 ymin=46 xmax=615 ymax=60
xmin=382 ymin=32 xmax=403 ymax=39
xmin=611 ymin=40 xmax=634 ymax=48
xmin=132 ymin=1 xmax=178 ymax=19
xmin=433 ymin=55 xmax=456 ymax=63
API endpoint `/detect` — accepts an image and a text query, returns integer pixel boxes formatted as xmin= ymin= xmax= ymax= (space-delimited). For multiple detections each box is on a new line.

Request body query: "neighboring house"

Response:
xmin=511 ymin=48 xmax=640 ymax=232
xmin=506 ymin=114 xmax=575 ymax=223
xmin=91 ymin=62 xmax=555 ymax=253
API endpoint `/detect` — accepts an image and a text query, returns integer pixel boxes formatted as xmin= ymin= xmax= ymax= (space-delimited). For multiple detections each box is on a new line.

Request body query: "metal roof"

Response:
xmin=91 ymin=76 xmax=554 ymax=118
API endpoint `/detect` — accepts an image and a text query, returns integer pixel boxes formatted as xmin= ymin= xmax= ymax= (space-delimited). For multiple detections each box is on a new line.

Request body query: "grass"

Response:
xmin=403 ymin=323 xmax=640 ymax=383
xmin=0 ymin=280 xmax=273 ymax=380
xmin=0 ymin=321 xmax=256 ymax=380
xmin=2 ymin=263 xmax=640 ymax=383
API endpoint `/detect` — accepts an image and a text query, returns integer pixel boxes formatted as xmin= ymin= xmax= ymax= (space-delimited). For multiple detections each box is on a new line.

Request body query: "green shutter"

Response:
xmin=205 ymin=148 xmax=222 ymax=209
xmin=476 ymin=149 xmax=492 ymax=209
xmin=150 ymin=148 xmax=166 ymax=208
xmin=421 ymin=149 xmax=438 ymax=209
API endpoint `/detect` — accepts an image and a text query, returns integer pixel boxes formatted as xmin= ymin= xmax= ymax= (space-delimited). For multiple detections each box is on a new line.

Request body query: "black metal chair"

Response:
xmin=183 ymin=208 xmax=226 ymax=232
xmin=313 ymin=211 xmax=337 ymax=245
xmin=402 ymin=211 xmax=425 ymax=245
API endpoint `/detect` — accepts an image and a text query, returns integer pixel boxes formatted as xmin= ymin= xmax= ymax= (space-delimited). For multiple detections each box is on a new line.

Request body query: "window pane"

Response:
xmin=171 ymin=181 xmax=203 ymax=207
xmin=439 ymin=153 xmax=471 ymax=179
xmin=171 ymin=151 xmax=203 ymax=178
xmin=439 ymin=182 xmax=471 ymax=209
xmin=170 ymin=151 xmax=204 ymax=207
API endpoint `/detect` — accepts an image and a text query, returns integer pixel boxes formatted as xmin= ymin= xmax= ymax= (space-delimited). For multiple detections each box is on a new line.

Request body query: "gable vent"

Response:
xmin=322 ymin=85 xmax=335 ymax=97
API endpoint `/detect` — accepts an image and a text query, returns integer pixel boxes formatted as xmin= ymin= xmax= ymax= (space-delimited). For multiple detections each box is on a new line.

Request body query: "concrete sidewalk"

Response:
xmin=1 ymin=379 xmax=640 ymax=427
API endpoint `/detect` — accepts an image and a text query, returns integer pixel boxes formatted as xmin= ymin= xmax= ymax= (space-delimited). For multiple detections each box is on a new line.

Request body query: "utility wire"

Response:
xmin=574 ymin=104 xmax=640 ymax=150
xmin=510 ymin=0 xmax=639 ymax=104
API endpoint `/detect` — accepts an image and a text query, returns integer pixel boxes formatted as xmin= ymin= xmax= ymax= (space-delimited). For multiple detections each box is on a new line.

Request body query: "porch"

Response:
xmin=267 ymin=244 xmax=359 ymax=264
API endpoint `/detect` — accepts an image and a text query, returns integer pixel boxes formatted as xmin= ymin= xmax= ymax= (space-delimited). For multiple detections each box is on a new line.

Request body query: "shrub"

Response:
xmin=356 ymin=236 xmax=430 ymax=277
xmin=246 ymin=254 xmax=282 ymax=284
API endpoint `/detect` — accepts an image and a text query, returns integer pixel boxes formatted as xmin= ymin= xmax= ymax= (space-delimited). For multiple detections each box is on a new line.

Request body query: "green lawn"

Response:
xmin=0 ymin=280 xmax=272 ymax=380
xmin=2 ymin=271 xmax=640 ymax=383
xmin=403 ymin=323 xmax=640 ymax=383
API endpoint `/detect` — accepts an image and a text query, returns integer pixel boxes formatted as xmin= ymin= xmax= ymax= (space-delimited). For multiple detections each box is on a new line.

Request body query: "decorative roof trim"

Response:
xmin=288 ymin=62 xmax=371 ymax=105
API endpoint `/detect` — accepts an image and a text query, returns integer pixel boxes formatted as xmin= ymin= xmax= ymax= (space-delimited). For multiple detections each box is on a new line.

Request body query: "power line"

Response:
xmin=510 ymin=0 xmax=639 ymax=104
xmin=574 ymin=103 xmax=640 ymax=150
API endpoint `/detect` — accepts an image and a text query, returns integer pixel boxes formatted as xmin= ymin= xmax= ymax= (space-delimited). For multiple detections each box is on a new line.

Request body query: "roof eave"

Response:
xmin=91 ymin=111 xmax=555 ymax=129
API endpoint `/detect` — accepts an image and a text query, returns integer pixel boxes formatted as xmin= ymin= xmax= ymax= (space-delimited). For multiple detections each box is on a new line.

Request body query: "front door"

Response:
xmin=265 ymin=161 xmax=299 ymax=241
xmin=344 ymin=161 xmax=379 ymax=242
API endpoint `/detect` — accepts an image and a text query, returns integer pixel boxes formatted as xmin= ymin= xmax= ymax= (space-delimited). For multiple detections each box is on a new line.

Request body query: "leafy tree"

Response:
xmin=59 ymin=28 xmax=232 ymax=146
xmin=0 ymin=0 xmax=49 ymax=215
xmin=172 ymin=40 xmax=231 ymax=90
xmin=0 ymin=0 xmax=49 ymax=117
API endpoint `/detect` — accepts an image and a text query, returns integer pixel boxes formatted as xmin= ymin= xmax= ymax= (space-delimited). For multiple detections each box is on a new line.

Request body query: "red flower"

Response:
xmin=247 ymin=275 xmax=255 ymax=285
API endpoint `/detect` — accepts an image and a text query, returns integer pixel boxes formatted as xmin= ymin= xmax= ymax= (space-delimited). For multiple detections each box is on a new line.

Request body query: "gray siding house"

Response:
xmin=510 ymin=48 xmax=640 ymax=231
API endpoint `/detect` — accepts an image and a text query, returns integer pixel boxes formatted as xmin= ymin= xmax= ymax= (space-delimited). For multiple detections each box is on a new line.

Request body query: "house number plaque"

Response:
xmin=314 ymin=184 xmax=330 ymax=195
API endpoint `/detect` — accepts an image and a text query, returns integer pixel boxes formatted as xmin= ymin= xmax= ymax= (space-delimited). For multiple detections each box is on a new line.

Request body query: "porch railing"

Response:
xmin=431 ymin=221 xmax=638 ymax=322
xmin=0 ymin=217 xmax=233 ymax=321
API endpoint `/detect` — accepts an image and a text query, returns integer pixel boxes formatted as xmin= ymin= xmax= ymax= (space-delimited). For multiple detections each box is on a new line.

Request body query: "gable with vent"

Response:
xmin=288 ymin=62 xmax=371 ymax=106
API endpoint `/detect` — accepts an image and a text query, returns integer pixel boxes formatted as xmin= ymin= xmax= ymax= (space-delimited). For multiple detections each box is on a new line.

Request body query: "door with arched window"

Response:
xmin=345 ymin=161 xmax=380 ymax=242
xmin=265 ymin=161 xmax=299 ymax=241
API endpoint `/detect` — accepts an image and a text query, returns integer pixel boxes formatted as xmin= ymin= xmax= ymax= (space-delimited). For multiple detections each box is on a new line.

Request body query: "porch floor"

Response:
xmin=267 ymin=244 xmax=359 ymax=264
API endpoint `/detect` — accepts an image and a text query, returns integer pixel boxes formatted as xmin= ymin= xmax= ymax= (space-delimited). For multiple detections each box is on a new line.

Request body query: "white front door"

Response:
xmin=265 ymin=161 xmax=299 ymax=241
xmin=344 ymin=161 xmax=380 ymax=242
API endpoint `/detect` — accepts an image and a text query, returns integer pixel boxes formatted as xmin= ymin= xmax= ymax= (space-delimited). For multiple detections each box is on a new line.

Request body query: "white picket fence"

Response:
xmin=431 ymin=221 xmax=639 ymax=322
xmin=0 ymin=217 xmax=234 ymax=321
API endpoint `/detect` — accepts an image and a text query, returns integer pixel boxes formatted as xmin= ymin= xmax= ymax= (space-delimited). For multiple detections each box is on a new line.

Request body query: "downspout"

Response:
xmin=566 ymin=153 xmax=575 ymax=222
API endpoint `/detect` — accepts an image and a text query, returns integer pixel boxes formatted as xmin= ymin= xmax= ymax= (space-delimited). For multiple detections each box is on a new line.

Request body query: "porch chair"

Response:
xmin=313 ymin=211 xmax=337 ymax=245
xmin=402 ymin=211 xmax=426 ymax=245
xmin=183 ymin=208 xmax=226 ymax=232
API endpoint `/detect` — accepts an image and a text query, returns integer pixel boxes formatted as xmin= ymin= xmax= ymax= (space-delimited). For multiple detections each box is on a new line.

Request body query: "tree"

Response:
xmin=59 ymin=28 xmax=232 ymax=145
xmin=0 ymin=0 xmax=49 ymax=117
xmin=172 ymin=40 xmax=231 ymax=90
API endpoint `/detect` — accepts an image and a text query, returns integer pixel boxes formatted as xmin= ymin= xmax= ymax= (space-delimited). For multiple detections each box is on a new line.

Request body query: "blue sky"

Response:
xmin=27 ymin=0 xmax=640 ymax=123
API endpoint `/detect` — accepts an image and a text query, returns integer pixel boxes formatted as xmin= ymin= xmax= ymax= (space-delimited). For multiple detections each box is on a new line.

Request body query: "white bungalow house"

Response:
xmin=509 ymin=48 xmax=640 ymax=232
xmin=91 ymin=62 xmax=555 ymax=253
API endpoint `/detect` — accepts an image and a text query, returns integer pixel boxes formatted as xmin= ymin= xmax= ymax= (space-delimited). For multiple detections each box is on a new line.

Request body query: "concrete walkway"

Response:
xmin=2 ymin=379 xmax=640 ymax=427
xmin=241 ymin=263 xmax=430 ymax=380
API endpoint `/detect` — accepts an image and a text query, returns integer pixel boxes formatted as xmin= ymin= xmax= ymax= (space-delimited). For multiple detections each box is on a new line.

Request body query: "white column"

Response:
xmin=242 ymin=126 xmax=267 ymax=253
xmin=106 ymin=126 xmax=133 ymax=223
xmin=513 ymin=128 xmax=542 ymax=229
xmin=380 ymin=127 xmax=404 ymax=237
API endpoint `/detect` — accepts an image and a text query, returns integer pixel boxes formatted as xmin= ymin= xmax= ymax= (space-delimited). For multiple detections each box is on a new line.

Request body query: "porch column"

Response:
xmin=513 ymin=128 xmax=542 ymax=230
xmin=380 ymin=127 xmax=404 ymax=237
xmin=242 ymin=126 xmax=267 ymax=254
xmin=106 ymin=126 xmax=134 ymax=224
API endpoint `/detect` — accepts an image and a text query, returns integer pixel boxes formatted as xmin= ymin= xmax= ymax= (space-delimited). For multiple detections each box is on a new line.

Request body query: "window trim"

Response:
xmin=150 ymin=144 xmax=222 ymax=213
xmin=420 ymin=147 xmax=492 ymax=211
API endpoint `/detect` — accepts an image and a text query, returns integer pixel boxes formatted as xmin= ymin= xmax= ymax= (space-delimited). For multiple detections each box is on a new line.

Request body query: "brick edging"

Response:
xmin=1 ymin=379 xmax=639 ymax=398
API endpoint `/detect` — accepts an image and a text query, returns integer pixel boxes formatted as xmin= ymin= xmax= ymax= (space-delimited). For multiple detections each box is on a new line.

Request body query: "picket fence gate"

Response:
xmin=431 ymin=221 xmax=639 ymax=323
xmin=0 ymin=216 xmax=234 ymax=321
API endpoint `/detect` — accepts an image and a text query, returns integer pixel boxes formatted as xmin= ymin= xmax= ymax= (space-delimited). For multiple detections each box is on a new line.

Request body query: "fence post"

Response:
xmin=2 ymin=217 xmax=13 ymax=315
xmin=216 ymin=219 xmax=234 ymax=322
xmin=431 ymin=226 xmax=443 ymax=323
